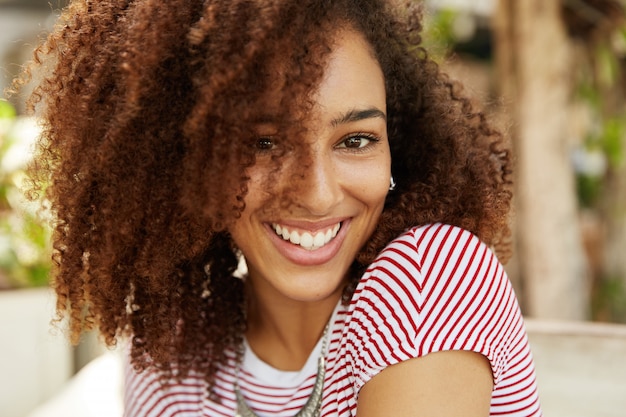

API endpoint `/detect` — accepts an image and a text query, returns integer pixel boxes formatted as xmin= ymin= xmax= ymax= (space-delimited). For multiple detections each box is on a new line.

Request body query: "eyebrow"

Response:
xmin=331 ymin=108 xmax=387 ymax=127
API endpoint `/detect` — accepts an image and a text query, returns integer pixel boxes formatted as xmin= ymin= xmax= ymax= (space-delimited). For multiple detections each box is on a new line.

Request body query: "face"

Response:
xmin=229 ymin=30 xmax=391 ymax=306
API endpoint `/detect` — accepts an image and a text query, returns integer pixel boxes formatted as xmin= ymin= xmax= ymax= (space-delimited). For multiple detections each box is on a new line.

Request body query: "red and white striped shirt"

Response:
xmin=124 ymin=224 xmax=542 ymax=416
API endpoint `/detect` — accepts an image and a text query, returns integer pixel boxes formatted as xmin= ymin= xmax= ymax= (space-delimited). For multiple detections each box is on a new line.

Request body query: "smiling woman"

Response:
xmin=231 ymin=30 xmax=390 ymax=309
xmin=16 ymin=0 xmax=541 ymax=416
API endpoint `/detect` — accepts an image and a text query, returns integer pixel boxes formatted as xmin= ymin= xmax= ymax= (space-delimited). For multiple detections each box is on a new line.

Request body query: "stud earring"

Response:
xmin=389 ymin=176 xmax=396 ymax=191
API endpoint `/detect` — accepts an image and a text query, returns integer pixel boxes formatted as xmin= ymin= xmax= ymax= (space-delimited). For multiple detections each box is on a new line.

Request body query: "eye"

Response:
xmin=336 ymin=133 xmax=379 ymax=150
xmin=255 ymin=137 xmax=276 ymax=151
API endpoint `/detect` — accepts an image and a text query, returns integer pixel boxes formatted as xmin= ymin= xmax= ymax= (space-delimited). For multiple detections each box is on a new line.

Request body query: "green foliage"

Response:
xmin=573 ymin=32 xmax=626 ymax=208
xmin=576 ymin=174 xmax=604 ymax=208
xmin=0 ymin=99 xmax=51 ymax=289
xmin=592 ymin=275 xmax=626 ymax=323
xmin=602 ymin=118 xmax=625 ymax=168
xmin=576 ymin=84 xmax=625 ymax=168
xmin=0 ymin=100 xmax=16 ymax=119
xmin=574 ymin=111 xmax=625 ymax=208
xmin=422 ymin=8 xmax=459 ymax=62
xmin=574 ymin=16 xmax=626 ymax=323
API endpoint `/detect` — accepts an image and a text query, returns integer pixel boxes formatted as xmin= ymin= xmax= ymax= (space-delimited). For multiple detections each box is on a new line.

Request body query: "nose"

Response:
xmin=291 ymin=150 xmax=343 ymax=216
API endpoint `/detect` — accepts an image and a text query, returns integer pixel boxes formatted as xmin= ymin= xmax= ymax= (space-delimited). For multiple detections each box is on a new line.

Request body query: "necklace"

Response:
xmin=234 ymin=322 xmax=330 ymax=417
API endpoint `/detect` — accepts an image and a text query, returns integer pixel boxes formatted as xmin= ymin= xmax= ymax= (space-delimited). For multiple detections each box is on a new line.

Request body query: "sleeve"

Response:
xmin=122 ymin=354 xmax=183 ymax=417
xmin=345 ymin=223 xmax=525 ymax=393
xmin=123 ymin=354 xmax=164 ymax=417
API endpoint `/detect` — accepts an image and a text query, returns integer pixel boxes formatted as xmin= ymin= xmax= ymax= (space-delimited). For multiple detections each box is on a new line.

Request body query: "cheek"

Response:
xmin=368 ymin=177 xmax=391 ymax=208
xmin=227 ymin=172 xmax=266 ymax=239
xmin=241 ymin=166 xmax=274 ymax=211
xmin=360 ymin=149 xmax=392 ymax=204
xmin=343 ymin=163 xmax=390 ymax=207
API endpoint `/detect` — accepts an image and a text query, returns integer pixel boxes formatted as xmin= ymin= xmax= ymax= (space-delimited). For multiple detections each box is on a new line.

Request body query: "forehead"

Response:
xmin=252 ymin=29 xmax=385 ymax=126
xmin=314 ymin=30 xmax=386 ymax=116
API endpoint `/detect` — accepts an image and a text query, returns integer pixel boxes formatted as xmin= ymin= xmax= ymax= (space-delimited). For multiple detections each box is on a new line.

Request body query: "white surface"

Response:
xmin=526 ymin=319 xmax=626 ymax=417
xmin=0 ymin=288 xmax=73 ymax=417
xmin=27 ymin=351 xmax=123 ymax=417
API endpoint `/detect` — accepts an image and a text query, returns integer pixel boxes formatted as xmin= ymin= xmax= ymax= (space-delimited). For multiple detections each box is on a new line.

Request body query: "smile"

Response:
xmin=271 ymin=223 xmax=341 ymax=251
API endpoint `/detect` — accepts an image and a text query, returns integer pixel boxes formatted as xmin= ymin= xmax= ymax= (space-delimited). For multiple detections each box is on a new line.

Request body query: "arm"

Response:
xmin=357 ymin=350 xmax=493 ymax=417
xmin=348 ymin=225 xmax=539 ymax=416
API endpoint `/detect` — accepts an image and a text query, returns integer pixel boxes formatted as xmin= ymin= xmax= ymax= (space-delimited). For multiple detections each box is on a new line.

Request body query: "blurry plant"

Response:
xmin=592 ymin=275 xmax=626 ymax=322
xmin=571 ymin=12 xmax=626 ymax=323
xmin=0 ymin=99 xmax=51 ymax=290
xmin=422 ymin=8 xmax=459 ymax=62
xmin=573 ymin=24 xmax=626 ymax=208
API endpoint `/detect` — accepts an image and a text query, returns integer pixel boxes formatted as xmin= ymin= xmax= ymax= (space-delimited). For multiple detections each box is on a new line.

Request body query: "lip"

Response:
xmin=265 ymin=218 xmax=351 ymax=266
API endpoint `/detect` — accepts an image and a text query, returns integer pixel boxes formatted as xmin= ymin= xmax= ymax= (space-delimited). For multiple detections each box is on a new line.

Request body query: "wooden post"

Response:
xmin=493 ymin=0 xmax=590 ymax=319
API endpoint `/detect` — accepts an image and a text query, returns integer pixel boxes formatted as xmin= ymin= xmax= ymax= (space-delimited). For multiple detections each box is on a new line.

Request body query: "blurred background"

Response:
xmin=0 ymin=0 xmax=625 ymax=416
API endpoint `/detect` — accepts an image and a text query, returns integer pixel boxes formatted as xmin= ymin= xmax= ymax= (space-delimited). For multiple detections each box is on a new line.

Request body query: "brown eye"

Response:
xmin=344 ymin=137 xmax=364 ymax=148
xmin=256 ymin=137 xmax=275 ymax=151
xmin=336 ymin=134 xmax=379 ymax=150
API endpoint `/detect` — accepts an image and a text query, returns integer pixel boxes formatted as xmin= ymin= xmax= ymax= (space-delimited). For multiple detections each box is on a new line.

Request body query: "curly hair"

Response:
xmin=18 ymin=0 xmax=512 ymax=389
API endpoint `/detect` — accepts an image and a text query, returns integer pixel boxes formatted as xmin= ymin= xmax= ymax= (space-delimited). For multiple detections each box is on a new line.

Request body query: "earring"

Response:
xmin=389 ymin=176 xmax=396 ymax=191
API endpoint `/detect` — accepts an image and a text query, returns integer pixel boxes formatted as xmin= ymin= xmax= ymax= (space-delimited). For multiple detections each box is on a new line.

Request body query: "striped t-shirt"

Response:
xmin=124 ymin=223 xmax=542 ymax=416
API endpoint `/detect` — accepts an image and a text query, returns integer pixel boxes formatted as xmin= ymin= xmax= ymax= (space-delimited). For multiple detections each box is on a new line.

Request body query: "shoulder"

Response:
xmin=346 ymin=224 xmax=491 ymax=340
xmin=344 ymin=224 xmax=521 ymax=390
xmin=399 ymin=223 xmax=496 ymax=272
xmin=356 ymin=223 xmax=500 ymax=300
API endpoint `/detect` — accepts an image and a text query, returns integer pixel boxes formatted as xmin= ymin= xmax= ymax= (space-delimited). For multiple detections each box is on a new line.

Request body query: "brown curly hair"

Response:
xmin=18 ymin=0 xmax=512 ymax=388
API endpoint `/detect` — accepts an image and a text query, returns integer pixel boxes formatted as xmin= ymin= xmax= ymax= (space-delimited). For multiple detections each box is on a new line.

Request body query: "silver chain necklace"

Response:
xmin=234 ymin=323 xmax=330 ymax=417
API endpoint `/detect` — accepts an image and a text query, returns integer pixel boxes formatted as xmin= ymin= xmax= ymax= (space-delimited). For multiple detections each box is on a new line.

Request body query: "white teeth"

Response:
xmin=300 ymin=232 xmax=313 ymax=248
xmin=289 ymin=231 xmax=301 ymax=245
xmin=272 ymin=222 xmax=341 ymax=250
xmin=313 ymin=232 xmax=325 ymax=247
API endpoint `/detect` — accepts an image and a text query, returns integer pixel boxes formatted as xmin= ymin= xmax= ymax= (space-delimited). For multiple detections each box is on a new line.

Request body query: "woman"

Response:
xmin=21 ymin=0 xmax=541 ymax=416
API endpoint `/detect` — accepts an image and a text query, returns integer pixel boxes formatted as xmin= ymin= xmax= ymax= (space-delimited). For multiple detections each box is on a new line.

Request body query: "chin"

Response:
xmin=279 ymin=281 xmax=346 ymax=303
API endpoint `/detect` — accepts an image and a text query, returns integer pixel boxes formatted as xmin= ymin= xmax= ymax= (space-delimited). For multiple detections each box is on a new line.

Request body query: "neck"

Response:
xmin=244 ymin=283 xmax=341 ymax=371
